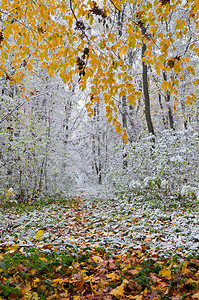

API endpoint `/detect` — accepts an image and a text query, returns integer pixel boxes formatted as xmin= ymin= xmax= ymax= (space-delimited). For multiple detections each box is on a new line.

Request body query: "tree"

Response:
xmin=0 ymin=0 xmax=198 ymax=140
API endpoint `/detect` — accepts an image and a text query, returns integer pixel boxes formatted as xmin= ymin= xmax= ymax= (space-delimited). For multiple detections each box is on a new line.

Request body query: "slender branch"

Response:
xmin=0 ymin=102 xmax=25 ymax=124
xmin=69 ymin=0 xmax=78 ymax=21
xmin=0 ymin=9 xmax=37 ymax=34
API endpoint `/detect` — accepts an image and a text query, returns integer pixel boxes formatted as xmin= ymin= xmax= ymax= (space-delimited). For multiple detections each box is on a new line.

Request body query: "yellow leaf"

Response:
xmin=119 ymin=45 xmax=128 ymax=58
xmin=159 ymin=267 xmax=171 ymax=279
xmin=30 ymin=292 xmax=39 ymax=300
xmin=27 ymin=63 xmax=33 ymax=71
xmin=52 ymin=278 xmax=69 ymax=285
xmin=192 ymin=292 xmax=199 ymax=299
xmin=39 ymin=257 xmax=47 ymax=261
xmin=110 ymin=279 xmax=129 ymax=298
xmin=92 ymin=255 xmax=104 ymax=263
xmin=131 ymin=296 xmax=143 ymax=300
xmin=107 ymin=272 xmax=120 ymax=281
xmin=36 ymin=230 xmax=44 ymax=240
xmin=127 ymin=94 xmax=137 ymax=106
xmin=108 ymin=115 xmax=113 ymax=123
xmin=9 ymin=244 xmax=18 ymax=251
xmin=5 ymin=190 xmax=11 ymax=196
xmin=22 ymin=282 xmax=31 ymax=299
xmin=181 ymin=261 xmax=192 ymax=275
xmin=185 ymin=96 xmax=193 ymax=105
xmin=16 ymin=37 xmax=22 ymax=45
xmin=122 ymin=130 xmax=128 ymax=144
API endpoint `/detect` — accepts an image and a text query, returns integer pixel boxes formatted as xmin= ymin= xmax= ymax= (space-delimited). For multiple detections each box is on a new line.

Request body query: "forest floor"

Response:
xmin=0 ymin=190 xmax=199 ymax=299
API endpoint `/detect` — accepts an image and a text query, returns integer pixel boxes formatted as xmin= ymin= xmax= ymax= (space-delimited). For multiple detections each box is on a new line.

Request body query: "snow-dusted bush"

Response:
xmin=105 ymin=129 xmax=199 ymax=200
xmin=180 ymin=185 xmax=198 ymax=199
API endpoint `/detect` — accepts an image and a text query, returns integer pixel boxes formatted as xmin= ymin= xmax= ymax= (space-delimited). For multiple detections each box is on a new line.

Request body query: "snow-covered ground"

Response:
xmin=1 ymin=191 xmax=198 ymax=258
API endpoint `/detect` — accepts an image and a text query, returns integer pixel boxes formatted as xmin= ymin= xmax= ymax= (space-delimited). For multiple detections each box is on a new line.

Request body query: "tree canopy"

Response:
xmin=1 ymin=0 xmax=198 ymax=140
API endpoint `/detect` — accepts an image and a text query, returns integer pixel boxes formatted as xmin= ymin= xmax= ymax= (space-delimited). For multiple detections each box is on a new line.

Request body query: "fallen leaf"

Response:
xmin=30 ymin=292 xmax=39 ymax=300
xmin=131 ymin=295 xmax=143 ymax=300
xmin=181 ymin=261 xmax=192 ymax=275
xmin=149 ymin=272 xmax=161 ymax=282
xmin=39 ymin=257 xmax=47 ymax=261
xmin=106 ymin=272 xmax=119 ymax=281
xmin=159 ymin=267 xmax=172 ymax=280
xmin=192 ymin=292 xmax=199 ymax=299
xmin=148 ymin=291 xmax=160 ymax=300
xmin=128 ymin=269 xmax=140 ymax=275
xmin=172 ymin=295 xmax=183 ymax=300
xmin=73 ymin=296 xmax=81 ymax=300
xmin=92 ymin=255 xmax=104 ymax=263
xmin=9 ymin=244 xmax=18 ymax=251
xmin=36 ymin=230 xmax=44 ymax=240
xmin=75 ymin=280 xmax=85 ymax=292
xmin=110 ymin=279 xmax=128 ymax=298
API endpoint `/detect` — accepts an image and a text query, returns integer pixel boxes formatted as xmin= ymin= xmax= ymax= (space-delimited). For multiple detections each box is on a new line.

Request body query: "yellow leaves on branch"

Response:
xmin=162 ymin=80 xmax=173 ymax=92
xmin=186 ymin=93 xmax=196 ymax=105
xmin=175 ymin=19 xmax=186 ymax=30
xmin=121 ymin=129 xmax=128 ymax=145
xmin=127 ymin=91 xmax=140 ymax=107
xmin=187 ymin=65 xmax=195 ymax=76
xmin=119 ymin=45 xmax=128 ymax=58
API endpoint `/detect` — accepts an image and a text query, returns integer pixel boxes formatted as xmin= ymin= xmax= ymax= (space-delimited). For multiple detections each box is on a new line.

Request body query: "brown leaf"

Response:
xmin=128 ymin=269 xmax=140 ymax=275
xmin=0 ymin=31 xmax=4 ymax=43
xmin=149 ymin=272 xmax=161 ymax=282
xmin=191 ymin=259 xmax=199 ymax=266
xmin=106 ymin=259 xmax=117 ymax=270
xmin=75 ymin=280 xmax=85 ymax=292
xmin=127 ymin=280 xmax=142 ymax=293
xmin=167 ymin=59 xmax=175 ymax=68
xmin=148 ymin=291 xmax=160 ymax=300
xmin=172 ymin=294 xmax=183 ymax=300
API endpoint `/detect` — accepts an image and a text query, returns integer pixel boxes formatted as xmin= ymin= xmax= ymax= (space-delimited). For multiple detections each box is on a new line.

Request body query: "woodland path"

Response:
xmin=0 ymin=191 xmax=199 ymax=299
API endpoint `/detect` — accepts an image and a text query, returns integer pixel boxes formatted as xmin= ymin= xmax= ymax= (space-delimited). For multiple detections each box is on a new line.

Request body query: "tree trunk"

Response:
xmin=163 ymin=71 xmax=175 ymax=130
xmin=141 ymin=27 xmax=155 ymax=137
xmin=158 ymin=93 xmax=167 ymax=129
xmin=122 ymin=95 xmax=128 ymax=169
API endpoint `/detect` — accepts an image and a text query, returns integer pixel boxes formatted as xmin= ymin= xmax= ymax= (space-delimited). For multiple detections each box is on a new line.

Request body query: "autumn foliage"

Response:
xmin=0 ymin=195 xmax=199 ymax=299
xmin=0 ymin=0 xmax=198 ymax=140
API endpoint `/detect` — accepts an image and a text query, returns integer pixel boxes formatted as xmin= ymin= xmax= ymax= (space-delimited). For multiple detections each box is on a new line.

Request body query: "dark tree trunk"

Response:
xmin=163 ymin=71 xmax=175 ymax=130
xmin=158 ymin=93 xmax=167 ymax=129
xmin=141 ymin=27 xmax=155 ymax=137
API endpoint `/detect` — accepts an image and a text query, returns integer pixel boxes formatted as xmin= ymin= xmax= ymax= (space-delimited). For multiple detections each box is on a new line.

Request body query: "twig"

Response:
xmin=0 ymin=102 xmax=25 ymax=124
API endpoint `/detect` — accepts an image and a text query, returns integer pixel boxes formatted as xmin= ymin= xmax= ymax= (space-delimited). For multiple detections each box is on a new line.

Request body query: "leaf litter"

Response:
xmin=0 ymin=192 xmax=199 ymax=299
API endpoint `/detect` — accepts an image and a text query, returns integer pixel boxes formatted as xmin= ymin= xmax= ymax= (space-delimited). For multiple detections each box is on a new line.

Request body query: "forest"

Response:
xmin=0 ymin=0 xmax=199 ymax=299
